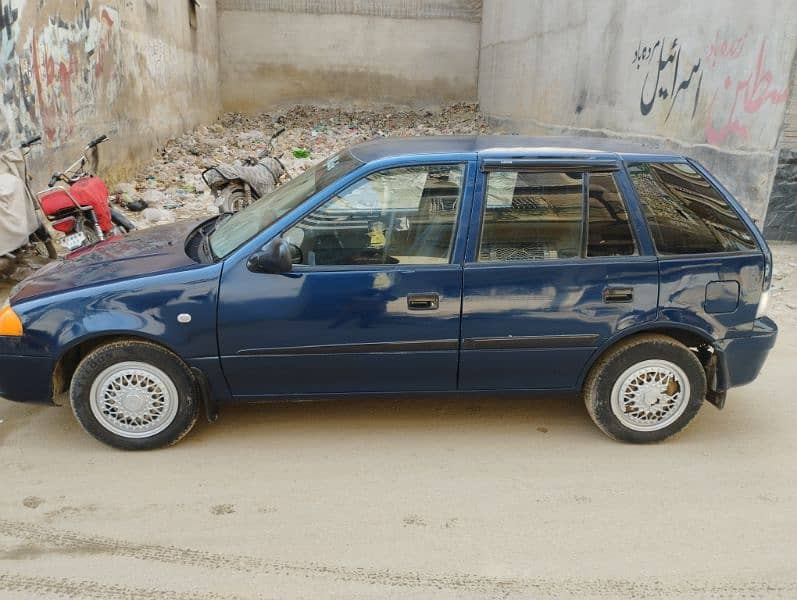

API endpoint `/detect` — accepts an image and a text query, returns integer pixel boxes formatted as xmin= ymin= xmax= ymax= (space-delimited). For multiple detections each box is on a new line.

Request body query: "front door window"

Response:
xmin=284 ymin=164 xmax=465 ymax=266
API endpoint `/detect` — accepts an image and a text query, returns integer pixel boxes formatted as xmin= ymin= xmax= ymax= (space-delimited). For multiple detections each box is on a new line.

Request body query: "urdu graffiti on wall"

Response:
xmin=0 ymin=0 xmax=120 ymax=146
xmin=632 ymin=38 xmax=703 ymax=122
xmin=704 ymin=37 xmax=789 ymax=145
xmin=632 ymin=32 xmax=790 ymax=147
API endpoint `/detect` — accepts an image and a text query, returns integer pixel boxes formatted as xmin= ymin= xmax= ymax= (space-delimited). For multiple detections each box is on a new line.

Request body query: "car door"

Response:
xmin=217 ymin=161 xmax=474 ymax=399
xmin=459 ymin=160 xmax=659 ymax=391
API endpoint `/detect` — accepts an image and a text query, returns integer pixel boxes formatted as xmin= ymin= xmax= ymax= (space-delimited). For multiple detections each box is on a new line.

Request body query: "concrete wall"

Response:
xmin=218 ymin=0 xmax=481 ymax=112
xmin=0 ymin=0 xmax=221 ymax=186
xmin=478 ymin=0 xmax=797 ymax=223
xmin=765 ymin=57 xmax=797 ymax=240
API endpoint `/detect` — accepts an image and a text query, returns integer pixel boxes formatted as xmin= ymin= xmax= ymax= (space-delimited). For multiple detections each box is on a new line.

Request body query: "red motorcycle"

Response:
xmin=37 ymin=135 xmax=134 ymax=251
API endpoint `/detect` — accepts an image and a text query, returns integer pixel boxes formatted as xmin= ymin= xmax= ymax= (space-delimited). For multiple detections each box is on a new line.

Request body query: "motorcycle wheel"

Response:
xmin=31 ymin=238 xmax=59 ymax=259
xmin=221 ymin=189 xmax=251 ymax=214
xmin=31 ymin=224 xmax=59 ymax=258
xmin=81 ymin=218 xmax=101 ymax=246
xmin=30 ymin=237 xmax=58 ymax=258
xmin=110 ymin=207 xmax=136 ymax=233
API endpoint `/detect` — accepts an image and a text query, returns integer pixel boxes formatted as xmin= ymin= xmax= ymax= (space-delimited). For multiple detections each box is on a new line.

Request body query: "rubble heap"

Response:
xmin=114 ymin=103 xmax=489 ymax=227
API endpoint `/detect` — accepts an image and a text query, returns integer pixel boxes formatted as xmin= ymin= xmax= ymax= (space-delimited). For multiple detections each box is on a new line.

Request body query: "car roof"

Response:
xmin=348 ymin=135 xmax=681 ymax=163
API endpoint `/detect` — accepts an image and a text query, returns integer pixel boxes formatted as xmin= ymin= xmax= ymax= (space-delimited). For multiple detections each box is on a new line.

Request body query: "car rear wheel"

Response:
xmin=70 ymin=340 xmax=199 ymax=450
xmin=583 ymin=335 xmax=706 ymax=443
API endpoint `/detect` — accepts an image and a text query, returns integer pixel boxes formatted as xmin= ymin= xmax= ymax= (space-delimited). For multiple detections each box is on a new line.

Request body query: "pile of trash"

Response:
xmin=113 ymin=103 xmax=489 ymax=228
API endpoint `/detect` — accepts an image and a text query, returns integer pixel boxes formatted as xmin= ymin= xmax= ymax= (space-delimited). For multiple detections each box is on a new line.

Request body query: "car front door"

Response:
xmin=217 ymin=161 xmax=474 ymax=399
xmin=459 ymin=161 xmax=659 ymax=391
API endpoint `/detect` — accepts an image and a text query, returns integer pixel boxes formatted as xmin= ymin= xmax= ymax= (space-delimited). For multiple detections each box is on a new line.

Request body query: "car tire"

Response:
xmin=583 ymin=334 xmax=706 ymax=443
xmin=69 ymin=340 xmax=199 ymax=450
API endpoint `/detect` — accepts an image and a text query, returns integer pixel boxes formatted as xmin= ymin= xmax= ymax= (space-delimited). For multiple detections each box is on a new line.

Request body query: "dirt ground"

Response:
xmin=0 ymin=246 xmax=794 ymax=598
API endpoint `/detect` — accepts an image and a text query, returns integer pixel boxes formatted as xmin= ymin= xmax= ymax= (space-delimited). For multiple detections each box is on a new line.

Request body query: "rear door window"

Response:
xmin=479 ymin=171 xmax=583 ymax=261
xmin=627 ymin=162 xmax=755 ymax=254
xmin=477 ymin=169 xmax=636 ymax=261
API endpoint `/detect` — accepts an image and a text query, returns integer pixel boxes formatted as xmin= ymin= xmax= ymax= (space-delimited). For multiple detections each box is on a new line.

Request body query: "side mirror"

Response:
xmin=247 ymin=238 xmax=292 ymax=274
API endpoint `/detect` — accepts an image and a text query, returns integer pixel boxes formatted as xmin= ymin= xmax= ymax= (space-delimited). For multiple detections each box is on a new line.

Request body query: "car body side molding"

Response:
xmin=235 ymin=339 xmax=460 ymax=356
xmin=462 ymin=334 xmax=599 ymax=350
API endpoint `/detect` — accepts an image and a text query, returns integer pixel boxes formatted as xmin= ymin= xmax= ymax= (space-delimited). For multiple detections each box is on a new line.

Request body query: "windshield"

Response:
xmin=209 ymin=150 xmax=362 ymax=258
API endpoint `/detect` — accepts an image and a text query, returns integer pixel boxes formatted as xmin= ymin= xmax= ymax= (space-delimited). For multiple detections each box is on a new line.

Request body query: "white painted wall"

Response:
xmin=218 ymin=0 xmax=481 ymax=111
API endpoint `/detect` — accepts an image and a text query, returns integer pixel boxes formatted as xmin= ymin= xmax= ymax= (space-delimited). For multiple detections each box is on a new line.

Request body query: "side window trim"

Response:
xmin=585 ymin=170 xmax=640 ymax=258
xmin=480 ymin=158 xmax=620 ymax=172
xmin=280 ymin=161 xmax=470 ymax=269
xmin=580 ymin=171 xmax=589 ymax=258
xmin=617 ymin=162 xmax=658 ymax=257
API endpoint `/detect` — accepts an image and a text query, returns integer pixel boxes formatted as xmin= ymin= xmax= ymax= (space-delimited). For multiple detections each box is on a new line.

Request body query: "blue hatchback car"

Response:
xmin=0 ymin=136 xmax=777 ymax=449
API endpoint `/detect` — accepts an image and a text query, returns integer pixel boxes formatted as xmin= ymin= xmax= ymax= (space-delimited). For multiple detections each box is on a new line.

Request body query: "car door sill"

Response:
xmin=228 ymin=388 xmax=580 ymax=403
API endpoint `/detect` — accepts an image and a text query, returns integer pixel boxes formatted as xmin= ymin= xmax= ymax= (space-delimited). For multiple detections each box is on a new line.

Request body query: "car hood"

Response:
xmin=11 ymin=219 xmax=205 ymax=303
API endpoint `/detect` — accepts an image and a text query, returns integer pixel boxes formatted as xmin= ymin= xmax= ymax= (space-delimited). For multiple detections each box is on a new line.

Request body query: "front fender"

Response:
xmin=13 ymin=264 xmax=222 ymax=360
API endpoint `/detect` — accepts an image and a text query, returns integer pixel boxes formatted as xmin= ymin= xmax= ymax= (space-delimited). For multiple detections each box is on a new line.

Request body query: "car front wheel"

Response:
xmin=584 ymin=334 xmax=706 ymax=443
xmin=69 ymin=340 xmax=199 ymax=450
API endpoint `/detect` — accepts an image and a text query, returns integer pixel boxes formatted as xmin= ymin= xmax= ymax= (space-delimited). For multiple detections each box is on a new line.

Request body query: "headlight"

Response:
xmin=0 ymin=302 xmax=23 ymax=336
xmin=756 ymin=289 xmax=770 ymax=319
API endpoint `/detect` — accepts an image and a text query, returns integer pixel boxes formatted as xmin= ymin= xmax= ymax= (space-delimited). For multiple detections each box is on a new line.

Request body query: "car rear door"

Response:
xmin=458 ymin=159 xmax=659 ymax=391
xmin=217 ymin=161 xmax=476 ymax=399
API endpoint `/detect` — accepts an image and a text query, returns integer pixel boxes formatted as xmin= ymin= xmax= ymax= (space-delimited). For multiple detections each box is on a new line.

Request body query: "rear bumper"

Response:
xmin=714 ymin=317 xmax=778 ymax=391
xmin=0 ymin=354 xmax=55 ymax=404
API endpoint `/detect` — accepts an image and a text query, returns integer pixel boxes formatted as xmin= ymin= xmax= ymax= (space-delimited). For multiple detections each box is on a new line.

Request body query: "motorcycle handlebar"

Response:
xmin=20 ymin=135 xmax=42 ymax=149
xmin=87 ymin=134 xmax=108 ymax=149
xmin=48 ymin=173 xmax=60 ymax=187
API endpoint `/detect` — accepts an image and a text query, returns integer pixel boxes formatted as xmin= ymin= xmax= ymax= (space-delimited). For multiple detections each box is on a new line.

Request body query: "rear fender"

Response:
xmin=576 ymin=321 xmax=717 ymax=390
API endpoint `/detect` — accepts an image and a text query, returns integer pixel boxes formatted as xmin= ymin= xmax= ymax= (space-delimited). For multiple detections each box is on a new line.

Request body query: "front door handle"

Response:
xmin=603 ymin=286 xmax=634 ymax=303
xmin=407 ymin=293 xmax=440 ymax=311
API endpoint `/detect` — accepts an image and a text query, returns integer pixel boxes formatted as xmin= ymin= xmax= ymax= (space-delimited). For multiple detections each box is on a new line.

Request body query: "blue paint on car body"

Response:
xmin=0 ymin=136 xmax=776 ymax=417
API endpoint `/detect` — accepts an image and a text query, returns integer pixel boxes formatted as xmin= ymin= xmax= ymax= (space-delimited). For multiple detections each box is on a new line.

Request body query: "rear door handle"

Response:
xmin=603 ymin=287 xmax=634 ymax=303
xmin=407 ymin=293 xmax=440 ymax=311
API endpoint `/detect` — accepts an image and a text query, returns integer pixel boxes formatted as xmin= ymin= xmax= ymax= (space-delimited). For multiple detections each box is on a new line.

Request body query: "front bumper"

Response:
xmin=714 ymin=317 xmax=778 ymax=391
xmin=0 ymin=354 xmax=55 ymax=404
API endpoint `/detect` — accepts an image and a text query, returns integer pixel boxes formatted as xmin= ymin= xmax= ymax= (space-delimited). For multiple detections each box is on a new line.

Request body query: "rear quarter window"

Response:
xmin=627 ymin=162 xmax=756 ymax=254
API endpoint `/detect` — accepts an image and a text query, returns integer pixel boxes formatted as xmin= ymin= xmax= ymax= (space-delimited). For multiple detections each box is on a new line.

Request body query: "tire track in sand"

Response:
xmin=1 ymin=519 xmax=797 ymax=598
xmin=0 ymin=518 xmax=521 ymax=597
xmin=0 ymin=571 xmax=244 ymax=600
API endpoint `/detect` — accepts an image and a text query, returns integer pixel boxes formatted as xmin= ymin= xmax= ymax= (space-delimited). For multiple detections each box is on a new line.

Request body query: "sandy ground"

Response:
xmin=0 ymin=247 xmax=795 ymax=599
